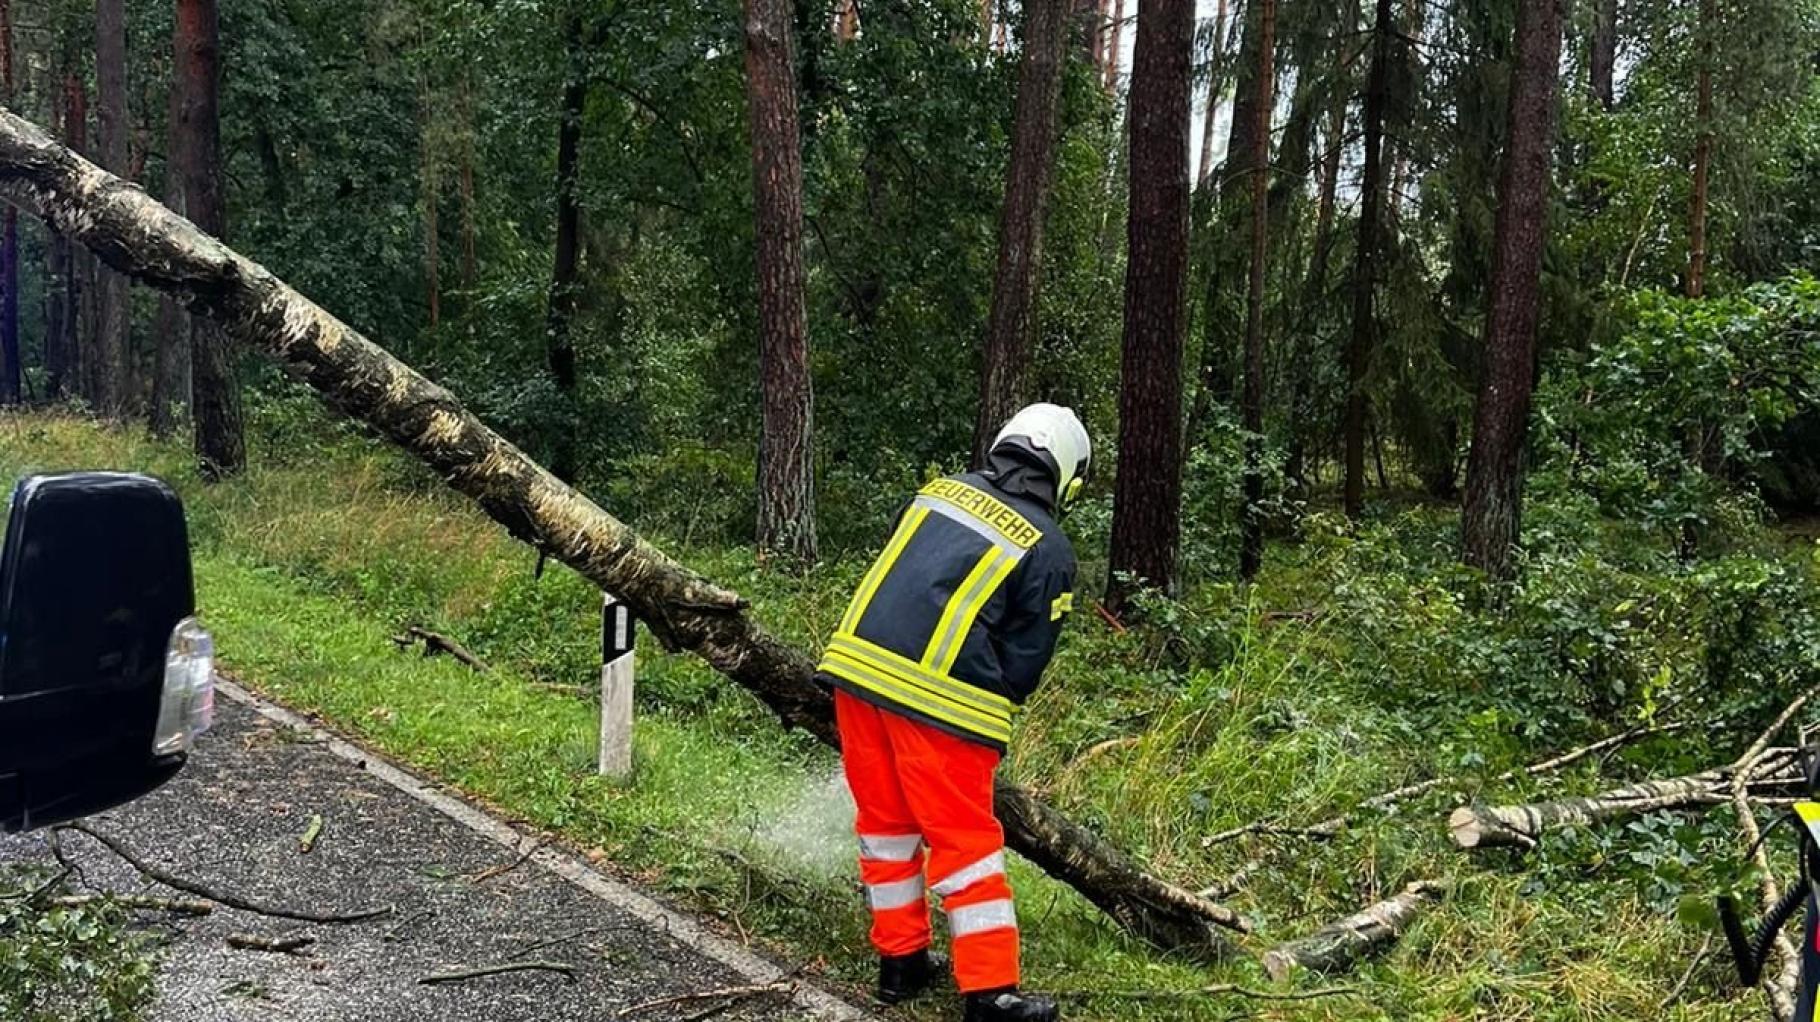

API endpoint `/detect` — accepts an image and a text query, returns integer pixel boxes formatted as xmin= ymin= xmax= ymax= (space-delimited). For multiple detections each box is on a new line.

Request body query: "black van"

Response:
xmin=0 ymin=472 xmax=213 ymax=832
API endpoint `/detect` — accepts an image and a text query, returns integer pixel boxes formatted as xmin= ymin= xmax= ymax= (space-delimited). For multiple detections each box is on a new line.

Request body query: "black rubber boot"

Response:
xmin=877 ymin=948 xmax=948 ymax=1004
xmin=962 ymin=989 xmax=1061 ymax=1022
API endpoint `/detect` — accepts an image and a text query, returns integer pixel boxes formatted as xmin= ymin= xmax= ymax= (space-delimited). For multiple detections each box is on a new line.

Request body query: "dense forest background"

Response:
xmin=0 ymin=0 xmax=1817 ymax=582
xmin=4 ymin=0 xmax=1820 ymax=1018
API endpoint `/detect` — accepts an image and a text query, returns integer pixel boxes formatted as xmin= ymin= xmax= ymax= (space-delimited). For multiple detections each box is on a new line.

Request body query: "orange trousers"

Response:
xmin=836 ymin=689 xmax=1019 ymax=994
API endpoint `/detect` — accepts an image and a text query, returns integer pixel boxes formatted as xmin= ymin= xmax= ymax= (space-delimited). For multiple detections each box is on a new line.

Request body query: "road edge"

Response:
xmin=215 ymin=677 xmax=874 ymax=1022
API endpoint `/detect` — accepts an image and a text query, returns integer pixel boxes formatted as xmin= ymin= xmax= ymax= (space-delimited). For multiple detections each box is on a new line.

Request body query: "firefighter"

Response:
xmin=818 ymin=404 xmax=1087 ymax=1022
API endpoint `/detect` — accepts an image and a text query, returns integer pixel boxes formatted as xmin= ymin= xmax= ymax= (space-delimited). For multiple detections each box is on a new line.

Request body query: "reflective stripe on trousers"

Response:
xmin=931 ymin=851 xmax=1007 ymax=897
xmin=859 ymin=833 xmax=924 ymax=862
xmin=867 ymin=874 xmax=927 ymax=911
xmin=948 ymin=898 xmax=1017 ymax=937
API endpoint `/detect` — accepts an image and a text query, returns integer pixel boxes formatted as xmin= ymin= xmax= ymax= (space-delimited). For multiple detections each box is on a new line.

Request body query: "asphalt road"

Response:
xmin=0 ymin=683 xmax=869 ymax=1022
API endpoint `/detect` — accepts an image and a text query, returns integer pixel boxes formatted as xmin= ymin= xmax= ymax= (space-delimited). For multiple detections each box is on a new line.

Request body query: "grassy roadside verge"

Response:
xmin=0 ymin=411 xmax=1770 ymax=1021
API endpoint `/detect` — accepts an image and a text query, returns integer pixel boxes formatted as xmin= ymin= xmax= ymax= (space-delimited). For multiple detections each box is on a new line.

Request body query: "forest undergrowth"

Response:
xmin=4 ymin=407 xmax=1817 ymax=1021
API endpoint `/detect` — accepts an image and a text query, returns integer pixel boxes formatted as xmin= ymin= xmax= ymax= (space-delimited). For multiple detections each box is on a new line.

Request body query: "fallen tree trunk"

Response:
xmin=1450 ymin=748 xmax=1802 ymax=850
xmin=1261 ymin=880 xmax=1444 ymax=981
xmin=0 ymin=110 xmax=1243 ymax=952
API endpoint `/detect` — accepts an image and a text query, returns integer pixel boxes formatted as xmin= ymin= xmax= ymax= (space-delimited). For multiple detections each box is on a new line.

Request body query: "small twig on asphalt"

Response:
xmin=227 ymin=932 xmax=317 ymax=954
xmin=299 ymin=814 xmax=324 ymax=855
xmin=504 ymin=925 xmax=631 ymax=961
xmin=680 ymin=991 xmax=778 ymax=1022
xmin=381 ymin=909 xmax=435 ymax=942
xmin=49 ymin=893 xmax=214 ymax=916
xmin=418 ymin=960 xmax=577 ymax=985
xmin=55 ymin=822 xmax=394 ymax=925
xmin=617 ymin=979 xmax=796 ymax=1019
xmin=47 ymin=830 xmax=92 ymax=890
xmin=466 ymin=836 xmax=548 ymax=885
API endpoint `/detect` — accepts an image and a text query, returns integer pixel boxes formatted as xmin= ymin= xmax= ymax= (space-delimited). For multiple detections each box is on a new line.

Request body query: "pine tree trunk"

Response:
xmin=1686 ymin=0 xmax=1714 ymax=300
xmin=742 ymin=0 xmax=818 ymax=564
xmin=1590 ymin=0 xmax=1618 ymax=111
xmin=1343 ymin=0 xmax=1394 ymax=521
xmin=1194 ymin=0 xmax=1231 ymax=189
xmin=420 ymin=86 xmax=441 ymax=329
xmin=1188 ymin=0 xmax=1259 ymax=434
xmin=1285 ymin=4 xmax=1358 ymax=492
xmin=973 ymin=0 xmax=1070 ymax=466
xmin=45 ymin=218 xmax=67 ymax=400
xmin=148 ymin=87 xmax=188 ymax=438
xmin=65 ymin=71 xmax=92 ymax=405
xmin=42 ymin=77 xmax=70 ymax=401
xmin=0 ymin=0 xmax=16 ymax=407
xmin=1107 ymin=0 xmax=1193 ymax=608
xmin=1459 ymin=0 xmax=1564 ymax=578
xmin=1238 ymin=0 xmax=1273 ymax=581
xmin=93 ymin=0 xmax=131 ymax=418
xmin=1104 ymin=0 xmax=1125 ymax=89
xmin=546 ymin=14 xmax=586 ymax=484
xmin=175 ymin=0 xmax=244 ymax=480
xmin=458 ymin=77 xmax=477 ymax=291
xmin=1084 ymin=0 xmax=1099 ymax=70
xmin=0 ymin=109 xmax=1251 ymax=954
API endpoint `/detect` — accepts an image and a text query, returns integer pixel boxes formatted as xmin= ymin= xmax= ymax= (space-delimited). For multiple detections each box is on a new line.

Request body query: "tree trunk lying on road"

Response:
xmin=1450 ymin=748 xmax=1802 ymax=850
xmin=1261 ymin=880 xmax=1444 ymax=982
xmin=0 ymin=109 xmax=1243 ymax=954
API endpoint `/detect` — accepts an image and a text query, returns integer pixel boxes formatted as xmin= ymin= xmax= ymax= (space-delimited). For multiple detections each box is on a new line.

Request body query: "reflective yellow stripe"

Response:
xmin=1050 ymin=592 xmax=1074 ymax=621
xmin=830 ymin=633 xmax=1015 ymax=716
xmin=919 ymin=479 xmax=1042 ymax=550
xmin=930 ymin=553 xmax=1016 ymax=675
xmin=822 ymin=647 xmax=1011 ymax=738
xmin=819 ymin=655 xmax=1012 ymax=744
xmin=922 ymin=548 xmax=1004 ymax=668
xmin=840 ymin=507 xmax=930 ymax=634
xmin=1797 ymin=802 xmax=1820 ymax=851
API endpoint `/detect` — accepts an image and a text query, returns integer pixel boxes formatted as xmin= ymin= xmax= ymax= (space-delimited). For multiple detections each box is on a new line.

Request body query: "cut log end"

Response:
xmin=1447 ymin=805 xmax=1530 ymax=850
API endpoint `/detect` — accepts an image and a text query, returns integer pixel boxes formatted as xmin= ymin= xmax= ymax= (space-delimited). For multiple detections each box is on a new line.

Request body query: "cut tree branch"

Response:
xmin=391 ymin=625 xmax=489 ymax=672
xmin=418 ymin=961 xmax=577 ymax=985
xmin=0 ymin=109 xmax=1242 ymax=953
xmin=49 ymin=893 xmax=214 ymax=916
xmin=1449 ymin=750 xmax=1803 ymax=850
xmin=1208 ymin=718 xmax=1696 ymax=848
xmin=1261 ymin=880 xmax=1445 ymax=981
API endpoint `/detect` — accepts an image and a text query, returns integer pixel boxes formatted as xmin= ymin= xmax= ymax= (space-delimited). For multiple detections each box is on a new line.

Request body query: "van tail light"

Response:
xmin=152 ymin=617 xmax=214 ymax=757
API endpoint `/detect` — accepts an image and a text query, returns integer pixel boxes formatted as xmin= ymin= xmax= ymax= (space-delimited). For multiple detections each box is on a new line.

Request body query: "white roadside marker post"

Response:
xmin=599 ymin=593 xmax=635 ymax=778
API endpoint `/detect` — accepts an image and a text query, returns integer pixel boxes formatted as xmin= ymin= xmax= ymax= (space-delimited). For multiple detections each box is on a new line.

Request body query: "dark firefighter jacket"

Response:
xmin=816 ymin=472 xmax=1077 ymax=752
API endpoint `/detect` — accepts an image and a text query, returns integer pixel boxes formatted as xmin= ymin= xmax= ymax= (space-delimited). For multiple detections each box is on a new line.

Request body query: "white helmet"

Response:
xmin=992 ymin=403 xmax=1092 ymax=503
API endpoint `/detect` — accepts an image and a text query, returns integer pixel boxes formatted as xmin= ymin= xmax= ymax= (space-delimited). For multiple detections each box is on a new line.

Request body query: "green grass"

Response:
xmin=0 ymin=410 xmax=1772 ymax=1021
